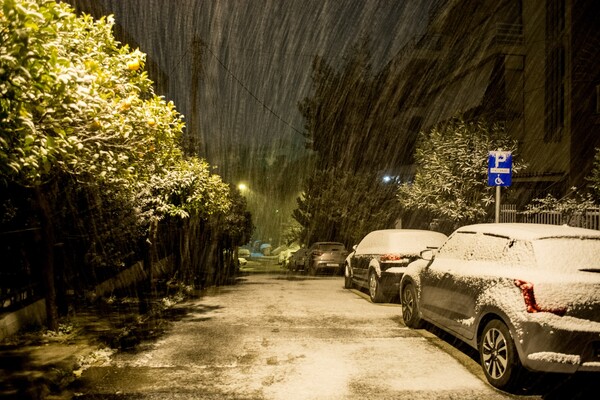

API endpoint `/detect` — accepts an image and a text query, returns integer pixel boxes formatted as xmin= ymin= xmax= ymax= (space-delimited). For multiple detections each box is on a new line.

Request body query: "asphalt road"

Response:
xmin=70 ymin=262 xmax=590 ymax=399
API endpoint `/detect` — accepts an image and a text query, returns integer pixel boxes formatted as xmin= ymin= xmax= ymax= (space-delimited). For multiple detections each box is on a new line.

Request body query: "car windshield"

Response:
xmin=532 ymin=237 xmax=600 ymax=272
xmin=318 ymin=244 xmax=345 ymax=252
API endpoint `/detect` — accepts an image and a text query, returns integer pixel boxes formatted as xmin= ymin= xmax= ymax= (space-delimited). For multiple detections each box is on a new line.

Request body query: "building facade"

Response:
xmin=386 ymin=0 xmax=600 ymax=205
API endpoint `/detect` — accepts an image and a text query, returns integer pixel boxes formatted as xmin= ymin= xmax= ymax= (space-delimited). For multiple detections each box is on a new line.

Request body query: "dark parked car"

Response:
xmin=345 ymin=229 xmax=447 ymax=303
xmin=400 ymin=223 xmax=600 ymax=391
xmin=287 ymin=248 xmax=309 ymax=271
xmin=305 ymin=242 xmax=347 ymax=275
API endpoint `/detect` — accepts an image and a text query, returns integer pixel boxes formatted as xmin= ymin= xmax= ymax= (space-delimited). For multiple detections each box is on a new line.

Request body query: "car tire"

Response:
xmin=479 ymin=319 xmax=524 ymax=391
xmin=401 ymin=283 xmax=424 ymax=328
xmin=368 ymin=270 xmax=387 ymax=303
xmin=344 ymin=265 xmax=353 ymax=289
xmin=308 ymin=263 xmax=317 ymax=276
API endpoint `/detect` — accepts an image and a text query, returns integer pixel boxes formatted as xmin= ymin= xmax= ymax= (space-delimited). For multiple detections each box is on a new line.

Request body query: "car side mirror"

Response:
xmin=352 ymin=244 xmax=357 ymax=251
xmin=420 ymin=249 xmax=435 ymax=261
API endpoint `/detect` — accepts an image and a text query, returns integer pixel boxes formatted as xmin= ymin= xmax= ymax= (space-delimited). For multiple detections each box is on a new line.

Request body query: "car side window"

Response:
xmin=441 ymin=234 xmax=535 ymax=267
xmin=471 ymin=234 xmax=510 ymax=262
xmin=355 ymin=234 xmax=375 ymax=254
xmin=437 ymin=232 xmax=477 ymax=260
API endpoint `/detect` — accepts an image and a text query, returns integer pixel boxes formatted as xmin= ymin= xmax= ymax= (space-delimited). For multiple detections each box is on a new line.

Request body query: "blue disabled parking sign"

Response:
xmin=488 ymin=151 xmax=512 ymax=187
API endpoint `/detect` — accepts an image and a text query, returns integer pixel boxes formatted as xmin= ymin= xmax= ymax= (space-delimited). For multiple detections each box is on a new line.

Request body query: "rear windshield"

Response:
xmin=318 ymin=244 xmax=345 ymax=251
xmin=533 ymin=237 xmax=600 ymax=272
xmin=358 ymin=232 xmax=446 ymax=254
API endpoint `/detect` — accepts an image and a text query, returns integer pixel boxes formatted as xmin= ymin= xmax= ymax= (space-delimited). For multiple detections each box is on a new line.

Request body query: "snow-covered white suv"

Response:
xmin=400 ymin=223 xmax=600 ymax=391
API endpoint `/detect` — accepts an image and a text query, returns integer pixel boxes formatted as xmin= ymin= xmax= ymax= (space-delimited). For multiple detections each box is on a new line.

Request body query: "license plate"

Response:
xmin=327 ymin=263 xmax=338 ymax=267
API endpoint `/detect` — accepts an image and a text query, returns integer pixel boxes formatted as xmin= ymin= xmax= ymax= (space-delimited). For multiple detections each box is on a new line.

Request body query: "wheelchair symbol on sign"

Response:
xmin=494 ymin=176 xmax=504 ymax=185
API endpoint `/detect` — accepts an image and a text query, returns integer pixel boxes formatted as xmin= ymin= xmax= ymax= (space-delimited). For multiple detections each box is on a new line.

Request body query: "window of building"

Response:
xmin=544 ymin=0 xmax=566 ymax=143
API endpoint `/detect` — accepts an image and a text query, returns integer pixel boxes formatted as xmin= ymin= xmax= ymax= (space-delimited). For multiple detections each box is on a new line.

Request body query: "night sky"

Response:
xmin=64 ymin=0 xmax=433 ymax=242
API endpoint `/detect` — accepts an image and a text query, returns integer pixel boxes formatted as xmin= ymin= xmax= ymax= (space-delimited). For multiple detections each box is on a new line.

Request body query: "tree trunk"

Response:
xmin=176 ymin=220 xmax=189 ymax=283
xmin=139 ymin=219 xmax=157 ymax=314
xmin=34 ymin=186 xmax=59 ymax=331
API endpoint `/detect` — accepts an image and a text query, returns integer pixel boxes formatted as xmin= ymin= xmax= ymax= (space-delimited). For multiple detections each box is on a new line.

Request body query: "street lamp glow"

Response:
xmin=238 ymin=183 xmax=248 ymax=191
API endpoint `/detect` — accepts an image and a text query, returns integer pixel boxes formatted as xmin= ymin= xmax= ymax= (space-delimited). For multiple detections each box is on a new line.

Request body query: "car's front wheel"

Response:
xmin=401 ymin=283 xmax=423 ymax=328
xmin=479 ymin=319 xmax=524 ymax=391
xmin=344 ymin=265 xmax=353 ymax=289
xmin=368 ymin=270 xmax=387 ymax=303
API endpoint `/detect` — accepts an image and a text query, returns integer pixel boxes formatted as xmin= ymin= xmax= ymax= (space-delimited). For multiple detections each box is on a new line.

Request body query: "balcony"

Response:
xmin=493 ymin=23 xmax=524 ymax=45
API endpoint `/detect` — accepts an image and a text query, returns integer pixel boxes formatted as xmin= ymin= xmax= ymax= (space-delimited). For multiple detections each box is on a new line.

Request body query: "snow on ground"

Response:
xmin=100 ymin=275 xmax=516 ymax=399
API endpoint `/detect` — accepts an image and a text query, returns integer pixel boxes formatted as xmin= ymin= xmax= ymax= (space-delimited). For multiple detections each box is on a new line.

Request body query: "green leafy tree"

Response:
xmin=587 ymin=148 xmax=600 ymax=201
xmin=1 ymin=1 xmax=183 ymax=186
xmin=212 ymin=185 xmax=254 ymax=283
xmin=133 ymin=157 xmax=232 ymax=301
xmin=217 ymin=186 xmax=254 ymax=250
xmin=398 ymin=118 xmax=525 ymax=231
xmin=522 ymin=189 xmax=596 ymax=226
xmin=298 ymin=36 xmax=418 ymax=174
xmin=0 ymin=0 xmax=218 ymax=328
xmin=299 ymin=37 xmax=383 ymax=173
xmin=522 ymin=147 xmax=600 ymax=227
xmin=134 ymin=157 xmax=230 ymax=224
xmin=295 ymin=37 xmax=410 ymax=249
xmin=293 ymin=169 xmax=401 ymax=247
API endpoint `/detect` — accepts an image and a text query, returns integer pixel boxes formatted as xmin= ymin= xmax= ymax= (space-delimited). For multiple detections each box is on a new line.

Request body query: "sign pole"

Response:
xmin=495 ymin=186 xmax=501 ymax=223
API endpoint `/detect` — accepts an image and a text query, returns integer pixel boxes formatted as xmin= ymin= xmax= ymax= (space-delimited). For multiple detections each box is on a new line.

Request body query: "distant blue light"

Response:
xmin=382 ymin=175 xmax=401 ymax=184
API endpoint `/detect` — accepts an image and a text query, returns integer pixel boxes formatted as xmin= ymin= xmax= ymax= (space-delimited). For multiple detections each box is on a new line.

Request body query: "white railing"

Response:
xmin=500 ymin=205 xmax=600 ymax=230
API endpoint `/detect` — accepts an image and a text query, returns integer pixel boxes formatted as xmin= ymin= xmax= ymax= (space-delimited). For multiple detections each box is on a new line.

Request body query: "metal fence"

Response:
xmin=500 ymin=204 xmax=600 ymax=230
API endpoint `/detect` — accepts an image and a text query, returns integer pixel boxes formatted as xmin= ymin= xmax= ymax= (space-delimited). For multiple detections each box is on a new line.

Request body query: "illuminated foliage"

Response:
xmin=0 ymin=0 xmax=246 ymax=327
xmin=398 ymin=118 xmax=524 ymax=228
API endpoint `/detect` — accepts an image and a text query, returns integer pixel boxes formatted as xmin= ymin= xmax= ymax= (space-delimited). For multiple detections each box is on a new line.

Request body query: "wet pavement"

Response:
xmin=0 ymin=283 xmax=195 ymax=399
xmin=0 ymin=257 xmax=277 ymax=399
xmin=1 ymin=258 xmax=597 ymax=399
xmin=66 ymin=273 xmax=521 ymax=400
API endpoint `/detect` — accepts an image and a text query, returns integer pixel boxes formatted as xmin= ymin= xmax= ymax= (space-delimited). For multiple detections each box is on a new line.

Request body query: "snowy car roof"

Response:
xmin=355 ymin=229 xmax=447 ymax=255
xmin=456 ymin=223 xmax=600 ymax=240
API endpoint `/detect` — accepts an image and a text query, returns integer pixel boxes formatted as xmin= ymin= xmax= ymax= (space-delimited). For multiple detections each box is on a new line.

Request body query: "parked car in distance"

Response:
xmin=305 ymin=242 xmax=347 ymax=275
xmin=236 ymin=248 xmax=251 ymax=267
xmin=237 ymin=248 xmax=251 ymax=259
xmin=400 ymin=223 xmax=600 ymax=391
xmin=345 ymin=229 xmax=447 ymax=303
xmin=287 ymin=248 xmax=309 ymax=271
xmin=278 ymin=244 xmax=300 ymax=268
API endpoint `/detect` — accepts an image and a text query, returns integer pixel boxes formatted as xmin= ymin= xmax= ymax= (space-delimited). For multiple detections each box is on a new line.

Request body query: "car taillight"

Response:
xmin=313 ymin=251 xmax=323 ymax=256
xmin=514 ymin=279 xmax=567 ymax=316
xmin=380 ymin=254 xmax=406 ymax=262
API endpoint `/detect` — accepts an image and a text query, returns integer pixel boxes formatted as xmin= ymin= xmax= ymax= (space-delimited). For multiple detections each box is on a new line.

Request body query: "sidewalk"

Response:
xmin=0 ymin=308 xmax=107 ymax=399
xmin=0 ymin=290 xmax=187 ymax=399
xmin=0 ymin=256 xmax=260 ymax=400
